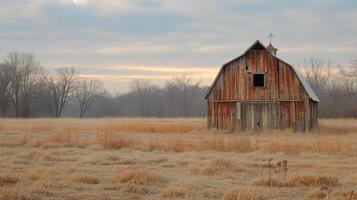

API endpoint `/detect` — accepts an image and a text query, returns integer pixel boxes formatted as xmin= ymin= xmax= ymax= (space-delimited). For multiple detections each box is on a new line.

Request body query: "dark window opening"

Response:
xmin=245 ymin=65 xmax=248 ymax=70
xmin=253 ymin=73 xmax=265 ymax=87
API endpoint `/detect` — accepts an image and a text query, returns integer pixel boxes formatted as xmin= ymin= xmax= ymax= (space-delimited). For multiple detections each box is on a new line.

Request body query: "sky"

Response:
xmin=0 ymin=0 xmax=356 ymax=92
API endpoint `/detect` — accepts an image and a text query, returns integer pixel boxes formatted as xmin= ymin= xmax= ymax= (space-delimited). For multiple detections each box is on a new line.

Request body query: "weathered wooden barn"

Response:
xmin=205 ymin=40 xmax=319 ymax=132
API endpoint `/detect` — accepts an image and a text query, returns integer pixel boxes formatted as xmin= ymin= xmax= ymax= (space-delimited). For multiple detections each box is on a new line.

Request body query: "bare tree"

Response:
xmin=129 ymin=79 xmax=151 ymax=116
xmin=349 ymin=55 xmax=357 ymax=77
xmin=336 ymin=59 xmax=357 ymax=96
xmin=298 ymin=58 xmax=331 ymax=95
xmin=0 ymin=63 xmax=11 ymax=117
xmin=173 ymin=74 xmax=202 ymax=117
xmin=4 ymin=52 xmax=40 ymax=117
xmin=174 ymin=75 xmax=192 ymax=117
xmin=43 ymin=67 xmax=77 ymax=118
xmin=74 ymin=79 xmax=103 ymax=118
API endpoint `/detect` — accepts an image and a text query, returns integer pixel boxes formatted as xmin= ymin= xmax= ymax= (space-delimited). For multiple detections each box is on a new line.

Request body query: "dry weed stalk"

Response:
xmin=275 ymin=160 xmax=288 ymax=185
xmin=320 ymin=186 xmax=333 ymax=200
xmin=267 ymin=158 xmax=273 ymax=188
xmin=254 ymin=159 xmax=289 ymax=188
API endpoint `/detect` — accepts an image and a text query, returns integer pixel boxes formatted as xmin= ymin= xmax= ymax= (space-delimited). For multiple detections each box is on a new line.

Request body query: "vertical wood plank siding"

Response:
xmin=207 ymin=48 xmax=318 ymax=132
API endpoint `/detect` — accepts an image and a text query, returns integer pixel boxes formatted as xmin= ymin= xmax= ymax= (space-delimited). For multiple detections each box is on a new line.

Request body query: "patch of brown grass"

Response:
xmin=223 ymin=187 xmax=268 ymax=200
xmin=147 ymin=137 xmax=254 ymax=153
xmin=0 ymin=148 xmax=14 ymax=156
xmin=31 ymin=123 xmax=55 ymax=133
xmin=197 ymin=137 xmax=254 ymax=152
xmin=305 ymin=189 xmax=327 ymax=200
xmin=0 ymin=187 xmax=36 ymax=200
xmin=19 ymin=133 xmax=29 ymax=145
xmin=287 ymin=175 xmax=339 ymax=187
xmin=0 ymin=118 xmax=204 ymax=136
xmin=252 ymin=175 xmax=339 ymax=188
xmin=311 ymin=139 xmax=354 ymax=155
xmin=194 ymin=158 xmax=246 ymax=176
xmin=122 ymin=184 xmax=149 ymax=194
xmin=318 ymin=119 xmax=357 ymax=135
xmin=252 ymin=177 xmax=283 ymax=187
xmin=147 ymin=139 xmax=192 ymax=152
xmin=306 ymin=189 xmax=357 ymax=200
xmin=226 ymin=137 xmax=254 ymax=153
xmin=72 ymin=174 xmax=100 ymax=184
xmin=263 ymin=141 xmax=303 ymax=155
xmin=99 ymin=134 xmax=135 ymax=150
xmin=104 ymin=155 xmax=121 ymax=161
xmin=46 ymin=133 xmax=72 ymax=144
xmin=162 ymin=181 xmax=198 ymax=198
xmin=0 ymin=175 xmax=18 ymax=186
xmin=96 ymin=119 xmax=204 ymax=134
xmin=331 ymin=190 xmax=357 ymax=200
xmin=26 ymin=151 xmax=55 ymax=161
xmin=199 ymin=139 xmax=226 ymax=151
xmin=146 ymin=157 xmax=168 ymax=164
xmin=114 ymin=169 xmax=163 ymax=185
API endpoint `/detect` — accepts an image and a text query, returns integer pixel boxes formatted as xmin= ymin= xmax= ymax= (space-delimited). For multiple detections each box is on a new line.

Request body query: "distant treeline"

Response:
xmin=0 ymin=52 xmax=207 ymax=118
xmin=64 ymin=78 xmax=208 ymax=118
xmin=0 ymin=52 xmax=356 ymax=118
xmin=297 ymin=58 xmax=357 ymax=118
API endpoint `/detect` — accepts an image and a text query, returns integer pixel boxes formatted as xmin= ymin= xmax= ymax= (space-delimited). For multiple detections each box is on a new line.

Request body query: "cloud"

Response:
xmin=0 ymin=0 xmax=43 ymax=22
xmin=0 ymin=0 xmax=356 ymax=92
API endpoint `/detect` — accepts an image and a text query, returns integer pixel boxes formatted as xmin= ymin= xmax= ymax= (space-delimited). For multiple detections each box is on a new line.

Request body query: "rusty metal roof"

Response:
xmin=204 ymin=40 xmax=320 ymax=102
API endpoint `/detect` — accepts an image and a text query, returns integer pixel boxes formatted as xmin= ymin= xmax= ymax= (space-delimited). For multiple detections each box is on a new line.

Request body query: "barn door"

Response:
xmin=242 ymin=102 xmax=280 ymax=131
xmin=242 ymin=103 xmax=261 ymax=131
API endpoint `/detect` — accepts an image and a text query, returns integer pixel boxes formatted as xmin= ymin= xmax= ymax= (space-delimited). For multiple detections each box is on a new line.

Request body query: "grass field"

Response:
xmin=0 ymin=118 xmax=357 ymax=200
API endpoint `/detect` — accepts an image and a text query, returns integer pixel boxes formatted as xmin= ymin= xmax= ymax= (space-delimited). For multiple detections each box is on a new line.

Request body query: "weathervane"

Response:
xmin=268 ymin=33 xmax=274 ymax=43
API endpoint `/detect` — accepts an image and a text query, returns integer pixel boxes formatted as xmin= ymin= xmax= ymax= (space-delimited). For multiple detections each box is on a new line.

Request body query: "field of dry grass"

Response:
xmin=0 ymin=118 xmax=357 ymax=200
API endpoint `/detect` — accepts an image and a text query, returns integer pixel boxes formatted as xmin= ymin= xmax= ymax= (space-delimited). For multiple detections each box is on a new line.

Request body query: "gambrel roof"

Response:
xmin=204 ymin=40 xmax=320 ymax=102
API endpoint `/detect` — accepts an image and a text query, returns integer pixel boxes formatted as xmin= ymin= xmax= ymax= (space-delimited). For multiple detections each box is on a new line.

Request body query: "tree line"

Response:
xmin=0 ymin=52 xmax=104 ymax=118
xmin=0 ymin=52 xmax=207 ymax=118
xmin=0 ymin=52 xmax=356 ymax=118
xmin=297 ymin=57 xmax=357 ymax=117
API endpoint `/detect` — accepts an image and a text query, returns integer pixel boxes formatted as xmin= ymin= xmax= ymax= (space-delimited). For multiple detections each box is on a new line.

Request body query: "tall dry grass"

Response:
xmin=0 ymin=118 xmax=356 ymax=156
xmin=0 ymin=118 xmax=204 ymax=134
xmin=162 ymin=181 xmax=198 ymax=198
xmin=0 ymin=175 xmax=18 ymax=186
xmin=114 ymin=169 xmax=164 ymax=185
xmin=223 ymin=187 xmax=268 ymax=200
xmin=193 ymin=158 xmax=247 ymax=176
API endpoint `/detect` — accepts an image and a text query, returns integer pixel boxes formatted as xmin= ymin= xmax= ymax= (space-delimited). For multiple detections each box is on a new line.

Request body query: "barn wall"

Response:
xmin=207 ymin=100 xmax=236 ymax=131
xmin=307 ymin=100 xmax=318 ymax=130
xmin=210 ymin=50 xmax=305 ymax=102
xmin=207 ymin=100 xmax=309 ymax=132
xmin=207 ymin=48 xmax=318 ymax=132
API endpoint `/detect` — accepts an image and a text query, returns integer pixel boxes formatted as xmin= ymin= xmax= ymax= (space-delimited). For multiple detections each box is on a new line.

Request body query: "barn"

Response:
xmin=205 ymin=40 xmax=319 ymax=132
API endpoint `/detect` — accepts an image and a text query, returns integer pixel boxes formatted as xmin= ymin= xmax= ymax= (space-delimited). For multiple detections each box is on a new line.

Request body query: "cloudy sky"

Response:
xmin=0 ymin=0 xmax=356 ymax=92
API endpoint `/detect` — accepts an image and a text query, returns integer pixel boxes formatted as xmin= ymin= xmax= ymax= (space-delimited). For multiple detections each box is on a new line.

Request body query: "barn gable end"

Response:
xmin=206 ymin=40 xmax=319 ymax=132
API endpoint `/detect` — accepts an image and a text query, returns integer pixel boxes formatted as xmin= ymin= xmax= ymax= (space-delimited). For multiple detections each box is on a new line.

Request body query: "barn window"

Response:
xmin=253 ymin=73 xmax=266 ymax=87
